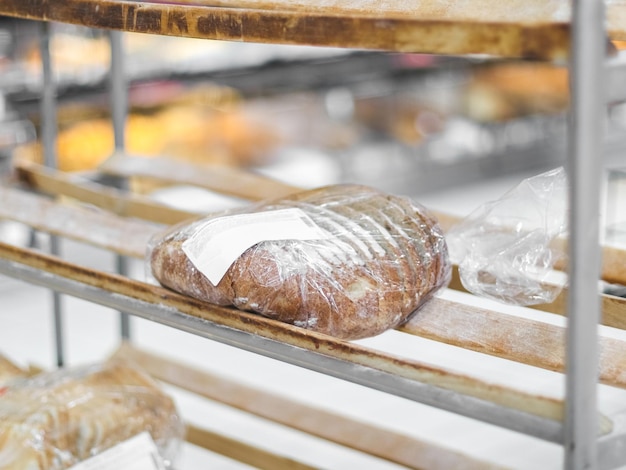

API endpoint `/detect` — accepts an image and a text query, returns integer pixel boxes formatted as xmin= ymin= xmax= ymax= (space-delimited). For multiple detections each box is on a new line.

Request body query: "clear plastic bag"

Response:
xmin=147 ymin=184 xmax=451 ymax=340
xmin=446 ymin=167 xmax=567 ymax=305
xmin=0 ymin=359 xmax=184 ymax=470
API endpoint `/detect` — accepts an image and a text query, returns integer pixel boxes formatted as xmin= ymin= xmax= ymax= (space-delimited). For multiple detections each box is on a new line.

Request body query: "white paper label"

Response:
xmin=182 ymin=208 xmax=331 ymax=285
xmin=68 ymin=432 xmax=165 ymax=470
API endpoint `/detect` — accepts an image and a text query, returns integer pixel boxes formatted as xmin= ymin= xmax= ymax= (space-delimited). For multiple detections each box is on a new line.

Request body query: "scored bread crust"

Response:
xmin=149 ymin=184 xmax=451 ymax=340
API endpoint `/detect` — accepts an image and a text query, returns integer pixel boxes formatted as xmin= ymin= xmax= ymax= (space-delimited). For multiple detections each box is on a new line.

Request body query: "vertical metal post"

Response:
xmin=565 ymin=0 xmax=606 ymax=468
xmin=109 ymin=30 xmax=131 ymax=340
xmin=110 ymin=30 xmax=127 ymax=154
xmin=39 ymin=21 xmax=64 ymax=368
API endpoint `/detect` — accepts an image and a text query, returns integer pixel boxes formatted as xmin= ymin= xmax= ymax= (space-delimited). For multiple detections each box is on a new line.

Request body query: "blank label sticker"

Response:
xmin=67 ymin=432 xmax=165 ymax=470
xmin=182 ymin=208 xmax=330 ymax=285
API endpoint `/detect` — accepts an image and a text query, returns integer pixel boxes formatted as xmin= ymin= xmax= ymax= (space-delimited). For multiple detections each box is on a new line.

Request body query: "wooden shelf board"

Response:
xmin=2 ymin=0 xmax=616 ymax=59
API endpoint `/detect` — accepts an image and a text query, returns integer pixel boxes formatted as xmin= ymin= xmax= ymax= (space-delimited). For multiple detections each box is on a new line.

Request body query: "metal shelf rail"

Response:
xmin=0 ymin=1 xmax=625 ymax=469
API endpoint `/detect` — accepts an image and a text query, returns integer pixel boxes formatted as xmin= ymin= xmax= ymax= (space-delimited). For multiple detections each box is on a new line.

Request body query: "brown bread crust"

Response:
xmin=149 ymin=184 xmax=451 ymax=340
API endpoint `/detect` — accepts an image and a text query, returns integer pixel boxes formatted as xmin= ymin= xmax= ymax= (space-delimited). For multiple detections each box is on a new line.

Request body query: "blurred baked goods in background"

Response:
xmin=6 ymin=23 xmax=579 ymax=199
xmin=13 ymin=83 xmax=282 ymax=173
xmin=613 ymin=40 xmax=626 ymax=50
xmin=463 ymin=61 xmax=569 ymax=122
xmin=24 ymin=32 xmax=111 ymax=79
xmin=354 ymin=95 xmax=446 ymax=146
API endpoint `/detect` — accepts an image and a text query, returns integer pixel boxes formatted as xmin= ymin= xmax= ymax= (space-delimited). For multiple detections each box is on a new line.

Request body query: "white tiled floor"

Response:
xmin=1 ymin=162 xmax=625 ymax=469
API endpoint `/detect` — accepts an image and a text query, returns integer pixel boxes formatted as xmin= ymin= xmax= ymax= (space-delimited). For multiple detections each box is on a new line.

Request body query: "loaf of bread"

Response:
xmin=0 ymin=360 xmax=184 ymax=469
xmin=150 ymin=184 xmax=450 ymax=340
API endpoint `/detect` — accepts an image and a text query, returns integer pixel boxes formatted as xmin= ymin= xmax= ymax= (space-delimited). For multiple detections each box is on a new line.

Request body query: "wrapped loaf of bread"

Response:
xmin=0 ymin=360 xmax=184 ymax=469
xmin=149 ymin=184 xmax=451 ymax=340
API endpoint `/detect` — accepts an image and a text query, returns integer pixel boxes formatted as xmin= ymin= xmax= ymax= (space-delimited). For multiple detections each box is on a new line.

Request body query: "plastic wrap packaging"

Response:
xmin=446 ymin=167 xmax=568 ymax=306
xmin=0 ymin=359 xmax=184 ymax=470
xmin=148 ymin=184 xmax=451 ymax=340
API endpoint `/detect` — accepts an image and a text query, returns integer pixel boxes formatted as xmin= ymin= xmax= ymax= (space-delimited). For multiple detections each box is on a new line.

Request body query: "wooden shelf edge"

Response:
xmin=0 ymin=0 xmax=572 ymax=59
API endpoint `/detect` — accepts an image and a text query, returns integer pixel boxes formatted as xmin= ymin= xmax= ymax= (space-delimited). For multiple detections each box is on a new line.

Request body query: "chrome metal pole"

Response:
xmin=39 ymin=21 xmax=64 ymax=367
xmin=565 ymin=0 xmax=606 ymax=467
xmin=109 ymin=30 xmax=131 ymax=340
xmin=110 ymin=30 xmax=127 ymax=154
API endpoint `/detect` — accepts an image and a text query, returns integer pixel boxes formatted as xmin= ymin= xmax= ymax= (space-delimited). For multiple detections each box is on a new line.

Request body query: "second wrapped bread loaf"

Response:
xmin=149 ymin=184 xmax=450 ymax=340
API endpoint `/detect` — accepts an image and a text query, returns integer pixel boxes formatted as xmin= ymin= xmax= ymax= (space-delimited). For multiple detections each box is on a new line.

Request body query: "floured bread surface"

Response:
xmin=150 ymin=184 xmax=451 ymax=340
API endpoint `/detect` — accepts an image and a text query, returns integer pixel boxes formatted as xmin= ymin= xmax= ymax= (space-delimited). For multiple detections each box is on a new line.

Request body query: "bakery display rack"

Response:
xmin=1 ymin=0 xmax=626 ymax=468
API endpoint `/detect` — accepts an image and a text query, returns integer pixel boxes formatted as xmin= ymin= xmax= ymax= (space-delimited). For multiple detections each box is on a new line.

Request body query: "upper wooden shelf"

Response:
xmin=1 ymin=0 xmax=625 ymax=60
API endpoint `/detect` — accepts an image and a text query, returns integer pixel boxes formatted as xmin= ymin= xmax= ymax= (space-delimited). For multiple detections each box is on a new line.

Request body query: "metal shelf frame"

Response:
xmin=0 ymin=0 xmax=624 ymax=468
xmin=564 ymin=0 xmax=606 ymax=468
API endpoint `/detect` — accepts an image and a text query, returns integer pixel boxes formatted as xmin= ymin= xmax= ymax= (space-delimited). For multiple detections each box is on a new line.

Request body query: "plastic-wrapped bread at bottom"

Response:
xmin=0 ymin=359 xmax=184 ymax=469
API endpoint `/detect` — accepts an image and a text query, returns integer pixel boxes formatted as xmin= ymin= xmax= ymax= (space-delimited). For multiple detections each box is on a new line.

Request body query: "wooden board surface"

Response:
xmin=14 ymin=161 xmax=194 ymax=225
xmin=2 ymin=0 xmax=619 ymax=59
xmin=2 ymin=0 xmax=623 ymax=59
xmin=0 ymin=185 xmax=163 ymax=258
xmin=402 ymin=296 xmax=626 ymax=391
xmin=184 ymin=425 xmax=320 ymax=470
xmin=100 ymin=153 xmax=301 ymax=202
